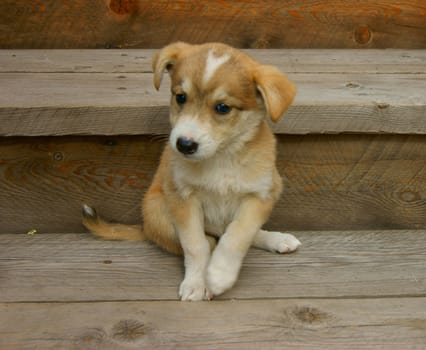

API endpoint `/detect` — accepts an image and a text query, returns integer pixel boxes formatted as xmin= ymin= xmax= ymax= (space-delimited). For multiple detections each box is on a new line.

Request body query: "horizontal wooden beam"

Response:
xmin=2 ymin=49 xmax=425 ymax=74
xmin=1 ymin=297 xmax=425 ymax=349
xmin=1 ymin=1 xmax=425 ymax=49
xmin=0 ymin=50 xmax=425 ymax=136
xmin=1 ymin=231 xmax=425 ymax=302
xmin=1 ymin=135 xmax=424 ymax=233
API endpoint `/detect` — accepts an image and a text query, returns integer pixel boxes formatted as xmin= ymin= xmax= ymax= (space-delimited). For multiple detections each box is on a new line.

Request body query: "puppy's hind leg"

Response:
xmin=252 ymin=229 xmax=301 ymax=254
xmin=143 ymin=188 xmax=216 ymax=256
xmin=142 ymin=189 xmax=183 ymax=255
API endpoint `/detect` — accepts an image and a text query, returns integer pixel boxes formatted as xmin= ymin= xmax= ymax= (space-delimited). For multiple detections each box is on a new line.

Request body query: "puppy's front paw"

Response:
xmin=206 ymin=259 xmax=239 ymax=297
xmin=269 ymin=232 xmax=301 ymax=253
xmin=179 ymin=276 xmax=208 ymax=301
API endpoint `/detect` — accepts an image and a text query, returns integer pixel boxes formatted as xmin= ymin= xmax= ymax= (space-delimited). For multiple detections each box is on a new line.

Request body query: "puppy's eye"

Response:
xmin=215 ymin=103 xmax=232 ymax=115
xmin=176 ymin=93 xmax=187 ymax=105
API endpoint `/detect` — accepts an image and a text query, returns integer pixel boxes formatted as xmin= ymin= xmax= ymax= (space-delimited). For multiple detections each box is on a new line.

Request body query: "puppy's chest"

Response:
xmin=174 ymin=158 xmax=272 ymax=198
xmin=199 ymin=192 xmax=241 ymax=235
xmin=173 ymin=158 xmax=273 ymax=234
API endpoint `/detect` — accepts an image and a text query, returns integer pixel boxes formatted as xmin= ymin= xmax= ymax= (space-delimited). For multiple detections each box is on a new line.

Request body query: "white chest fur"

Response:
xmin=172 ymin=154 xmax=273 ymax=235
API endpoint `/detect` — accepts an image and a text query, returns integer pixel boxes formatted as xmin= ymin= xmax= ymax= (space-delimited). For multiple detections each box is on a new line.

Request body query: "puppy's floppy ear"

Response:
xmin=152 ymin=42 xmax=191 ymax=90
xmin=254 ymin=65 xmax=296 ymax=122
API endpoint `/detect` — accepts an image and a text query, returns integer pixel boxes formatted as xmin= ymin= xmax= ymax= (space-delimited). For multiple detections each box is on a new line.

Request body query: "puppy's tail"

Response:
xmin=82 ymin=204 xmax=145 ymax=241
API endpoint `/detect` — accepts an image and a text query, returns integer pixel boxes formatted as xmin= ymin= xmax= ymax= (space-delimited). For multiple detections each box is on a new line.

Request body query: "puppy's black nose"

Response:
xmin=176 ymin=137 xmax=198 ymax=155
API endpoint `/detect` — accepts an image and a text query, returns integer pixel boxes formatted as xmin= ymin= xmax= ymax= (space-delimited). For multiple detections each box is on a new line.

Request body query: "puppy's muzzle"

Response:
xmin=176 ymin=137 xmax=199 ymax=155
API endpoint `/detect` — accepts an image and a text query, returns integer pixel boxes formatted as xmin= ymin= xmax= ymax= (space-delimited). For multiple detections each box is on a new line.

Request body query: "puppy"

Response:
xmin=82 ymin=42 xmax=301 ymax=301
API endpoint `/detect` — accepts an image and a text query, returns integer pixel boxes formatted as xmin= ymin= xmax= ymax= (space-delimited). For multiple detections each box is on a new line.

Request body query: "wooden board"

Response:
xmin=1 ymin=230 xmax=425 ymax=349
xmin=1 ymin=298 xmax=425 ymax=349
xmin=2 ymin=49 xmax=425 ymax=74
xmin=1 ymin=1 xmax=425 ymax=49
xmin=1 ymin=229 xmax=424 ymax=349
xmin=1 ymin=231 xmax=425 ymax=302
xmin=1 ymin=135 xmax=425 ymax=233
xmin=1 ymin=50 xmax=425 ymax=136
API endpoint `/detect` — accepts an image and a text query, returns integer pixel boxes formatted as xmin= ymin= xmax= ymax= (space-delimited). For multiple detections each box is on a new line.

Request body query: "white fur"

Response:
xmin=172 ymin=146 xmax=274 ymax=236
xmin=169 ymin=116 xmax=219 ymax=160
xmin=201 ymin=192 xmax=242 ymax=236
xmin=207 ymin=241 xmax=243 ymax=295
xmin=206 ymin=230 xmax=301 ymax=295
xmin=203 ymin=50 xmax=230 ymax=85
xmin=252 ymin=230 xmax=301 ymax=253
xmin=173 ymin=152 xmax=273 ymax=199
xmin=177 ymin=211 xmax=212 ymax=301
xmin=181 ymin=78 xmax=192 ymax=94
xmin=179 ymin=252 xmax=210 ymax=301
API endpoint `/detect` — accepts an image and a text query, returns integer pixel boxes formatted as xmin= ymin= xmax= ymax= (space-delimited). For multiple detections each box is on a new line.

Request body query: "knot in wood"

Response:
xmin=399 ymin=190 xmax=421 ymax=203
xmin=104 ymin=139 xmax=117 ymax=147
xmin=346 ymin=82 xmax=360 ymax=89
xmin=354 ymin=26 xmax=372 ymax=45
xmin=251 ymin=37 xmax=271 ymax=49
xmin=109 ymin=0 xmax=137 ymax=15
xmin=53 ymin=152 xmax=64 ymax=161
xmin=376 ymin=102 xmax=390 ymax=109
xmin=112 ymin=319 xmax=147 ymax=342
xmin=77 ymin=328 xmax=107 ymax=346
xmin=290 ymin=306 xmax=330 ymax=326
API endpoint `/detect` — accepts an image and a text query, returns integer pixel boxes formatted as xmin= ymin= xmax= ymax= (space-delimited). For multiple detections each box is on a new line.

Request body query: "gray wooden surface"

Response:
xmin=1 ymin=49 xmax=425 ymax=73
xmin=0 ymin=230 xmax=425 ymax=349
xmin=1 ymin=298 xmax=425 ymax=350
xmin=1 ymin=49 xmax=425 ymax=136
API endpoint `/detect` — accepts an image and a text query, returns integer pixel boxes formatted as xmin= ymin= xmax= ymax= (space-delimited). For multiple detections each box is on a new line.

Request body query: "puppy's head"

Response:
xmin=153 ymin=42 xmax=296 ymax=161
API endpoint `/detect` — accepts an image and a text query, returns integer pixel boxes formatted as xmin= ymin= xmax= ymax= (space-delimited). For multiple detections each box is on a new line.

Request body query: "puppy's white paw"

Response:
xmin=179 ymin=276 xmax=208 ymax=301
xmin=267 ymin=232 xmax=301 ymax=253
xmin=206 ymin=259 xmax=239 ymax=297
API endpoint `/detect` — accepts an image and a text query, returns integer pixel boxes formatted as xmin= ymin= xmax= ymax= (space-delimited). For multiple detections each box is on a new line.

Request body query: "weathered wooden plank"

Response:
xmin=1 ymin=1 xmax=425 ymax=49
xmin=0 ymin=73 xmax=424 ymax=136
xmin=0 ymin=136 xmax=160 ymax=233
xmin=1 ymin=135 xmax=425 ymax=233
xmin=3 ymin=72 xmax=424 ymax=108
xmin=274 ymin=134 xmax=426 ymax=231
xmin=0 ymin=231 xmax=425 ymax=302
xmin=1 ymin=298 xmax=425 ymax=350
xmin=1 ymin=49 xmax=425 ymax=74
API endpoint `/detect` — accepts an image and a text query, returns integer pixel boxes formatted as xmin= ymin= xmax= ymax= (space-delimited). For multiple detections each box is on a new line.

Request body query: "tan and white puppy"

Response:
xmin=82 ymin=42 xmax=301 ymax=301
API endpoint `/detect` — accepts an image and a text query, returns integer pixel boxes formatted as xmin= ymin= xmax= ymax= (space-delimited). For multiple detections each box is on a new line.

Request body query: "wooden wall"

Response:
xmin=1 ymin=0 xmax=425 ymax=49
xmin=1 ymin=135 xmax=425 ymax=234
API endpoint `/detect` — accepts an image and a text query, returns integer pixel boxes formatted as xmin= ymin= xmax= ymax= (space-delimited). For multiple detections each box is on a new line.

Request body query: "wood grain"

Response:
xmin=0 ymin=72 xmax=424 ymax=136
xmin=0 ymin=135 xmax=424 ymax=233
xmin=1 ymin=49 xmax=424 ymax=136
xmin=0 ymin=231 xmax=425 ymax=302
xmin=1 ymin=1 xmax=425 ymax=49
xmin=2 ymin=49 xmax=425 ymax=73
xmin=3 ymin=72 xmax=423 ymax=109
xmin=1 ymin=298 xmax=425 ymax=349
xmin=273 ymin=134 xmax=426 ymax=231
xmin=0 ymin=136 xmax=162 ymax=233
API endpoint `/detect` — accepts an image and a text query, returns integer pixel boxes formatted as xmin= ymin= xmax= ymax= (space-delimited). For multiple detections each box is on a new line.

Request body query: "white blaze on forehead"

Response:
xmin=203 ymin=50 xmax=230 ymax=84
xmin=181 ymin=78 xmax=192 ymax=93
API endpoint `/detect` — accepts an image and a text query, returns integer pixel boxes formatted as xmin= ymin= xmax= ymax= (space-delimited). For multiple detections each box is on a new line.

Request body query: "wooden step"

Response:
xmin=1 ymin=230 xmax=425 ymax=348
xmin=0 ymin=49 xmax=425 ymax=136
xmin=0 ymin=49 xmax=425 ymax=233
